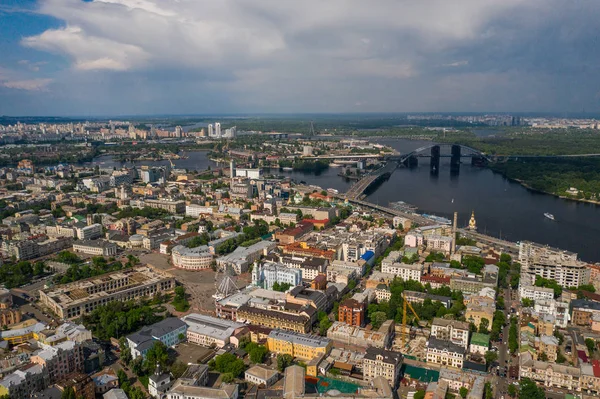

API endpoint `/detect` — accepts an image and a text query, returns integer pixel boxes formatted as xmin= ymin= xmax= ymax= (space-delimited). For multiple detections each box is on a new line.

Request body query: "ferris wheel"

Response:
xmin=212 ymin=264 xmax=240 ymax=302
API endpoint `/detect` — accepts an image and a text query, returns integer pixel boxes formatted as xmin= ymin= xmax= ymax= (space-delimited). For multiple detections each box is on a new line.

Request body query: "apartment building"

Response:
xmin=266 ymin=330 xmax=332 ymax=361
xmin=465 ymin=295 xmax=495 ymax=327
xmin=430 ymin=318 xmax=470 ymax=349
xmin=449 ymin=275 xmax=496 ymax=295
xmin=185 ymin=204 xmax=214 ymax=217
xmin=76 ymin=223 xmax=102 ymax=240
xmin=338 ymin=298 xmax=365 ymax=327
xmin=252 ymin=262 xmax=302 ymax=290
xmin=182 ymin=313 xmax=245 ymax=348
xmin=72 ymin=240 xmax=118 ymax=256
xmin=145 ymin=199 xmax=186 ymax=214
xmin=31 ymin=341 xmax=84 ymax=383
xmin=216 ymin=241 xmax=276 ymax=274
xmin=519 ymin=285 xmax=555 ymax=302
xmin=519 ymin=241 xmax=590 ymax=288
xmin=537 ymin=335 xmax=559 ymax=362
xmin=363 ymin=347 xmax=403 ymax=387
xmin=425 ymin=235 xmax=453 ymax=254
xmin=571 ymin=299 xmax=600 ymax=326
xmin=0 ymin=363 xmax=49 ymax=399
xmin=171 ymin=245 xmax=213 ymax=270
xmin=381 ymin=251 xmax=423 ymax=282
xmin=236 ymin=305 xmax=314 ymax=333
xmin=519 ymin=352 xmax=581 ymax=392
xmin=40 ymin=266 xmax=176 ymax=319
xmin=534 ymin=299 xmax=570 ymax=328
xmin=327 ymin=321 xmax=394 ymax=350
xmin=426 ymin=337 xmax=465 ymax=369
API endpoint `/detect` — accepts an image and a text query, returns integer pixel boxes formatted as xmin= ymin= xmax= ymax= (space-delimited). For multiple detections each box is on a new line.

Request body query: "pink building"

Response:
xmin=405 ymin=232 xmax=424 ymax=248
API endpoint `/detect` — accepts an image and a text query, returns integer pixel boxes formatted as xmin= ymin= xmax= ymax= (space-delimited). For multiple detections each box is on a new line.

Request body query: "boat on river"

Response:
xmin=544 ymin=212 xmax=555 ymax=221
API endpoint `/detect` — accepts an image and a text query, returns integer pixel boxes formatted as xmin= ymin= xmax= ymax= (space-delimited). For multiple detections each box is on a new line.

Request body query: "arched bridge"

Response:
xmin=394 ymin=143 xmax=492 ymax=163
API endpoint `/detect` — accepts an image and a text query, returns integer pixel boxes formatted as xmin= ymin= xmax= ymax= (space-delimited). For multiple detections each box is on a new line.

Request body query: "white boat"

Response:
xmin=544 ymin=213 xmax=555 ymax=221
xmin=282 ymin=167 xmax=293 ymax=171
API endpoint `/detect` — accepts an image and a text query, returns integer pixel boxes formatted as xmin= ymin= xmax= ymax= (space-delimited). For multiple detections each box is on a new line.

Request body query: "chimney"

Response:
xmin=451 ymin=211 xmax=457 ymax=255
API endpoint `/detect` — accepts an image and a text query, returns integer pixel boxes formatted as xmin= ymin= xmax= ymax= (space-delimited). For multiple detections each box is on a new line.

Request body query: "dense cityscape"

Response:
xmin=0 ymin=117 xmax=595 ymax=399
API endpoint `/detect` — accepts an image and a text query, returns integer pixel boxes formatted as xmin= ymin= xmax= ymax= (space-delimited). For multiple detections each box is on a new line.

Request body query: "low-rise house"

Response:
xmin=245 ymin=365 xmax=279 ymax=387
xmin=468 ymin=333 xmax=489 ymax=356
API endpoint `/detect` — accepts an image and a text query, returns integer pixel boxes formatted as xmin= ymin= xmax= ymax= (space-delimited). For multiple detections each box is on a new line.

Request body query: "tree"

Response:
xmin=170 ymin=361 xmax=189 ymax=379
xmin=117 ymin=369 xmax=128 ymax=387
xmin=507 ymin=384 xmax=517 ymax=398
xmin=277 ymin=354 xmax=294 ymax=372
xmin=370 ymin=311 xmax=388 ymax=329
xmin=496 ymin=296 xmax=505 ymax=310
xmin=539 ymin=352 xmax=548 ymax=361
xmin=119 ymin=337 xmax=132 ymax=365
xmin=61 ymin=387 xmax=76 ymax=399
xmin=414 ymin=391 xmax=425 ymax=399
xmin=246 ymin=343 xmax=269 ymax=364
xmin=145 ymin=341 xmax=169 ymax=374
xmin=519 ymin=378 xmax=545 ymax=399
xmin=556 ymin=350 xmax=566 ymax=364
xmin=478 ymin=318 xmax=490 ymax=334
xmin=521 ymin=298 xmax=534 ymax=307
xmin=459 ymin=387 xmax=468 ymax=399
xmin=484 ymin=351 xmax=498 ymax=366
xmin=319 ymin=317 xmax=332 ymax=336
xmin=484 ymin=382 xmax=493 ymax=399
xmin=130 ymin=357 xmax=144 ymax=376
xmin=172 ymin=286 xmax=190 ymax=312
xmin=585 ymin=338 xmax=596 ymax=353
xmin=210 ymin=353 xmax=245 ymax=377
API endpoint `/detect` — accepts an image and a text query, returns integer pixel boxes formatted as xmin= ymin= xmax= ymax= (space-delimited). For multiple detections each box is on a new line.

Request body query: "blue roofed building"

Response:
xmin=360 ymin=250 xmax=375 ymax=266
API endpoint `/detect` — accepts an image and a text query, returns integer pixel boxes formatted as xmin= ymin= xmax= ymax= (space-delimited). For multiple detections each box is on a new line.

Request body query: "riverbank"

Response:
xmin=489 ymin=169 xmax=600 ymax=206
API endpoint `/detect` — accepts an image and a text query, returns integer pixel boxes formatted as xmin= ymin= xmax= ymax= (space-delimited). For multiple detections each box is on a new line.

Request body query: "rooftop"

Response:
xmin=246 ymin=365 xmax=279 ymax=381
xmin=470 ymin=333 xmax=490 ymax=347
xmin=181 ymin=313 xmax=244 ymax=341
xmin=269 ymin=330 xmax=330 ymax=348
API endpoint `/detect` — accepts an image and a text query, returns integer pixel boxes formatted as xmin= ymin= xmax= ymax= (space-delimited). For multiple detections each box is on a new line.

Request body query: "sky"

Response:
xmin=1 ymin=0 xmax=600 ymax=116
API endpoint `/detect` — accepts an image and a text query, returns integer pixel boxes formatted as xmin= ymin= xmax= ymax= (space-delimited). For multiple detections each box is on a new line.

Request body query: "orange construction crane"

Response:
xmin=401 ymin=291 xmax=421 ymax=349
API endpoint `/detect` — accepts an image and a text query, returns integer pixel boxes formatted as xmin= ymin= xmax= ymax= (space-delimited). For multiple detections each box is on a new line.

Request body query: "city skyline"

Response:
xmin=1 ymin=1 xmax=600 ymax=116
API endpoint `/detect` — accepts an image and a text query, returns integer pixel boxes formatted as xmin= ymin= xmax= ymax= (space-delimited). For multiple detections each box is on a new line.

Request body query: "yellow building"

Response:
xmin=237 ymin=305 xmax=314 ymax=333
xmin=0 ymin=322 xmax=46 ymax=345
xmin=267 ymin=330 xmax=331 ymax=361
xmin=465 ymin=296 xmax=495 ymax=328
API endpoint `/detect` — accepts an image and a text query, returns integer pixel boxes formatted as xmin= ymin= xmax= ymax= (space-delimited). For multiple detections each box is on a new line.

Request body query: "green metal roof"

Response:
xmin=470 ymin=332 xmax=490 ymax=347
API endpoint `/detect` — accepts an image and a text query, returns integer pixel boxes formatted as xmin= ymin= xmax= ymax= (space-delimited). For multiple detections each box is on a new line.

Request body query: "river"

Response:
xmin=89 ymin=141 xmax=600 ymax=261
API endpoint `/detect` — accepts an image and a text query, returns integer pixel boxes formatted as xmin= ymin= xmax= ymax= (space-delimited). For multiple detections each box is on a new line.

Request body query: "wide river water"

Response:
xmin=89 ymin=140 xmax=600 ymax=262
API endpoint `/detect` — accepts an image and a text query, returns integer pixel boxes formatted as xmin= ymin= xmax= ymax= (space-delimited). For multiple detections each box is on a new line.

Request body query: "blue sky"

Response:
xmin=1 ymin=0 xmax=600 ymax=116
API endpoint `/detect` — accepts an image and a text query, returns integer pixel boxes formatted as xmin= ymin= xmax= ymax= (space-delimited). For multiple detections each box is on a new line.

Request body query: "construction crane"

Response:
xmin=401 ymin=291 xmax=421 ymax=350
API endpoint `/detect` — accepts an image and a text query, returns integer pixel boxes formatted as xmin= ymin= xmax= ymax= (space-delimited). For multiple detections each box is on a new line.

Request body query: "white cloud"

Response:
xmin=22 ymin=0 xmax=528 ymax=74
xmin=443 ymin=61 xmax=469 ymax=67
xmin=1 ymin=79 xmax=53 ymax=91
xmin=7 ymin=0 xmax=600 ymax=114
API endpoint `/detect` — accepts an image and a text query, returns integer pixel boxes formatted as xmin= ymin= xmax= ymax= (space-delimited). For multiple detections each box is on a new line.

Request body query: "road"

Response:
xmin=495 ymin=287 xmax=511 ymax=397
